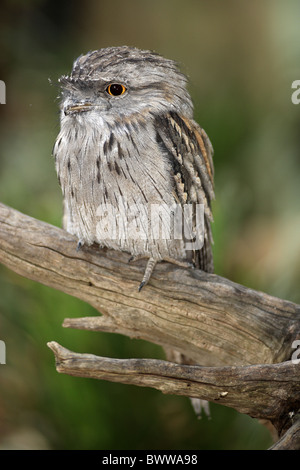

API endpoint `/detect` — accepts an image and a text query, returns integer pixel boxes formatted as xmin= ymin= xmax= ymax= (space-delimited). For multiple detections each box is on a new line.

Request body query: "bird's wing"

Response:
xmin=155 ymin=111 xmax=215 ymax=272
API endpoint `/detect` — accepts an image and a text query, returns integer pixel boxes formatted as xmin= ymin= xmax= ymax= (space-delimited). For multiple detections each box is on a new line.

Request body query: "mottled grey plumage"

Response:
xmin=54 ymin=46 xmax=214 ymax=290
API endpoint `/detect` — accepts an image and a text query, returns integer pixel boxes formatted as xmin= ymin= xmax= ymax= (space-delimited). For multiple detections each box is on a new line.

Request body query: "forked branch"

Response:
xmin=0 ymin=202 xmax=300 ymax=448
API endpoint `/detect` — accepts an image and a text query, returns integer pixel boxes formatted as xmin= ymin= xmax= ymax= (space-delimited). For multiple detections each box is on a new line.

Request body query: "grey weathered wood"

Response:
xmin=269 ymin=415 xmax=300 ymax=450
xmin=0 ymin=203 xmax=299 ymax=367
xmin=0 ymin=202 xmax=300 ymax=447
xmin=47 ymin=341 xmax=300 ymax=424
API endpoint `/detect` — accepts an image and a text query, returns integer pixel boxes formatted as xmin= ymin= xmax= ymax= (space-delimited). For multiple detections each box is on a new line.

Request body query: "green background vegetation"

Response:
xmin=0 ymin=0 xmax=299 ymax=449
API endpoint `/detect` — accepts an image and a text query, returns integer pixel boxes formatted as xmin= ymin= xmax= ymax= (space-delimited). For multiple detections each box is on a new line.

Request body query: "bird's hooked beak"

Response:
xmin=64 ymin=102 xmax=93 ymax=116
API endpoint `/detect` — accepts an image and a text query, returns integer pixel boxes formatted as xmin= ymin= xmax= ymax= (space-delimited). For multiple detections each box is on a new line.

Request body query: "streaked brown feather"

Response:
xmin=155 ymin=112 xmax=214 ymax=273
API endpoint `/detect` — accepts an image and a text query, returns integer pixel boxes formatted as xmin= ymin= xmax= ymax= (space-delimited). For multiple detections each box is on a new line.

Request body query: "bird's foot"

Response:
xmin=138 ymin=258 xmax=157 ymax=292
xmin=76 ymin=240 xmax=84 ymax=252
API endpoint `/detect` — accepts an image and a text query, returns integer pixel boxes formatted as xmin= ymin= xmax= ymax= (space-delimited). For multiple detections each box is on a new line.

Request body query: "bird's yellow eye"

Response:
xmin=106 ymin=83 xmax=126 ymax=96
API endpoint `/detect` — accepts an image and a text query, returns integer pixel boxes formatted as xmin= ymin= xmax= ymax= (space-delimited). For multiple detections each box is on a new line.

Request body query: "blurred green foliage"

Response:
xmin=1 ymin=0 xmax=300 ymax=449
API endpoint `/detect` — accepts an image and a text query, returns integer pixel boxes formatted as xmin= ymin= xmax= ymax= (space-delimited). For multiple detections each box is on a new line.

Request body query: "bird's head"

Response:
xmin=58 ymin=46 xmax=193 ymax=123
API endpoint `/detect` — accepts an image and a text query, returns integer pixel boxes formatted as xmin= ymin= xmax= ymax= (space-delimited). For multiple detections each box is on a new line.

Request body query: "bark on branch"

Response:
xmin=0 ymin=202 xmax=300 ymax=448
xmin=47 ymin=341 xmax=300 ymax=426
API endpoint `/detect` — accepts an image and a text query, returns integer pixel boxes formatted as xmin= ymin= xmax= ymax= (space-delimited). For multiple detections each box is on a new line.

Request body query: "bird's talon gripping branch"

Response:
xmin=76 ymin=240 xmax=83 ymax=252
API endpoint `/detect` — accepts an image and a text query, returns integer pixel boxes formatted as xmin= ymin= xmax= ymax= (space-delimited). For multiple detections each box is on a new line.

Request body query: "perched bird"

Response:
xmin=53 ymin=46 xmax=214 ymax=291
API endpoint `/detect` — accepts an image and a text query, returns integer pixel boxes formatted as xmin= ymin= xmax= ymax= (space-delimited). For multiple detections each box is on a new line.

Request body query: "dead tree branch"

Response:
xmin=0 ymin=202 xmax=300 ymax=448
xmin=47 ymin=341 xmax=300 ymax=426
